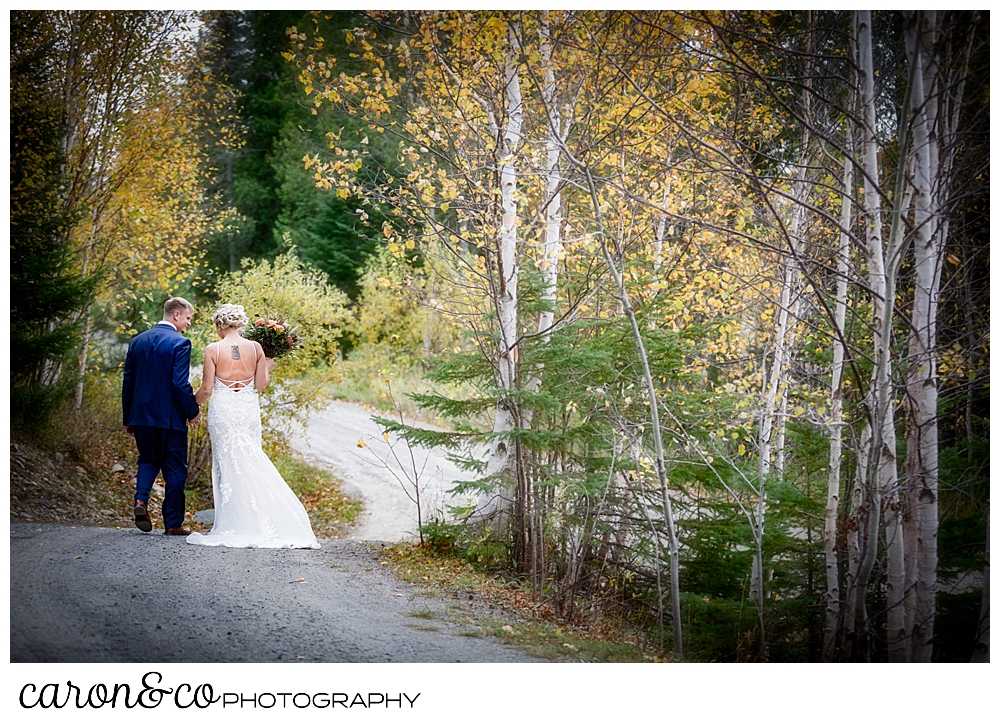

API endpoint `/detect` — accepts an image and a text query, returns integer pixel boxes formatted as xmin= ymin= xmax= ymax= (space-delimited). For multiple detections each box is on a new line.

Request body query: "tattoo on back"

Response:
xmin=231 ymin=344 xmax=241 ymax=360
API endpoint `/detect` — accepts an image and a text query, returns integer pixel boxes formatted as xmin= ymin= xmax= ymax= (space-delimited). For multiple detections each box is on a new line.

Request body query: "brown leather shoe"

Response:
xmin=134 ymin=500 xmax=152 ymax=532
xmin=164 ymin=527 xmax=192 ymax=536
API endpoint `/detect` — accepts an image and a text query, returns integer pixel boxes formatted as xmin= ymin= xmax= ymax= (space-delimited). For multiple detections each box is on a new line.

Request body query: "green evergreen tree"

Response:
xmin=197 ymin=10 xmax=393 ymax=297
xmin=10 ymin=11 xmax=94 ymax=427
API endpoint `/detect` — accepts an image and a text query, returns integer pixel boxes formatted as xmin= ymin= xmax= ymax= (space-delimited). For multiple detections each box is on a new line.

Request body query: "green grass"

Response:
xmin=379 ymin=542 xmax=661 ymax=663
xmin=332 ymin=348 xmax=473 ymax=427
xmin=480 ymin=620 xmax=653 ymax=662
xmin=274 ymin=455 xmax=362 ymax=538
xmin=406 ymin=606 xmax=437 ymax=619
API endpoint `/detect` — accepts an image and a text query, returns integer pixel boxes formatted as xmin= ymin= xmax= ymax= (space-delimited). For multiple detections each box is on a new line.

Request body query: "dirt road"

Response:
xmin=10 ymin=523 xmax=533 ymax=663
xmin=289 ymin=399 xmax=481 ymax=541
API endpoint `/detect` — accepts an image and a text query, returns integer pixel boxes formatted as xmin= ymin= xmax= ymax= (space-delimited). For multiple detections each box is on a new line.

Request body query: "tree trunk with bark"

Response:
xmin=750 ymin=17 xmax=816 ymax=658
xmin=522 ymin=11 xmax=563 ymax=404
xmin=477 ymin=20 xmax=525 ymax=529
xmin=823 ymin=128 xmax=854 ymax=661
xmin=902 ymin=9 xmax=975 ymax=663
xmin=853 ymin=10 xmax=909 ymax=661
xmin=841 ymin=422 xmax=871 ymax=659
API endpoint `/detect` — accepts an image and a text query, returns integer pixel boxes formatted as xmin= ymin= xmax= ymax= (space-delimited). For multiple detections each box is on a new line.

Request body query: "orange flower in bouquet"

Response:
xmin=241 ymin=314 xmax=300 ymax=359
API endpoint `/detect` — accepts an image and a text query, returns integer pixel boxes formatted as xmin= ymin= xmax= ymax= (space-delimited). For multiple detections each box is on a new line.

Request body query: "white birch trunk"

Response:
xmin=856 ymin=10 xmax=906 ymax=661
xmin=525 ymin=11 xmax=562 ymax=395
xmin=648 ymin=182 xmax=672 ymax=333
xmin=516 ymin=13 xmax=563 ymax=571
xmin=841 ymin=422 xmax=872 ymax=658
xmin=537 ymin=14 xmax=561 ymax=341
xmin=902 ymin=10 xmax=972 ymax=663
xmin=751 ymin=123 xmax=810 ymax=659
xmin=652 ymin=182 xmax=671 ymax=273
xmin=823 ymin=136 xmax=853 ymax=660
xmin=774 ymin=392 xmax=788 ymax=479
xmin=750 ymin=206 xmax=792 ymax=659
xmin=476 ymin=20 xmax=524 ymax=524
xmin=72 ymin=232 xmax=96 ymax=412
xmin=903 ymin=11 xmax=938 ymax=663
xmin=750 ymin=19 xmax=815 ymax=646
xmin=73 ymin=315 xmax=91 ymax=412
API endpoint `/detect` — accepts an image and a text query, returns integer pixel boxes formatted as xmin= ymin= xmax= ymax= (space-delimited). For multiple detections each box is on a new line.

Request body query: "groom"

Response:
xmin=122 ymin=297 xmax=201 ymax=535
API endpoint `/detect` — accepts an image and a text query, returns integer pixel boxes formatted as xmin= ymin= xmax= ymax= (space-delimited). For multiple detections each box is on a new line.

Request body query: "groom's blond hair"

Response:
xmin=163 ymin=296 xmax=194 ymax=318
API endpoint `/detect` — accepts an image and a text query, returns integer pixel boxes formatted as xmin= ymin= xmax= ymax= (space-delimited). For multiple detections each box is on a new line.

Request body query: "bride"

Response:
xmin=187 ymin=304 xmax=319 ymax=549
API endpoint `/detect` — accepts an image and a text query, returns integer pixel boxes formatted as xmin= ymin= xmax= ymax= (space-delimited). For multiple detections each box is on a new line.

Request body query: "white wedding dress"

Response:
xmin=187 ymin=368 xmax=319 ymax=549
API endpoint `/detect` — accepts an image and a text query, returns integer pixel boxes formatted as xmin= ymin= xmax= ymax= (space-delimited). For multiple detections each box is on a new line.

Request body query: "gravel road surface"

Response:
xmin=289 ymin=400 xmax=481 ymax=542
xmin=10 ymin=399 xmax=519 ymax=664
xmin=10 ymin=523 xmax=534 ymax=663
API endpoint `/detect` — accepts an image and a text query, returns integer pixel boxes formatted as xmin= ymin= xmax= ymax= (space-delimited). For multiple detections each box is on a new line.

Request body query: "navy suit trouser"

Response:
xmin=133 ymin=426 xmax=188 ymax=530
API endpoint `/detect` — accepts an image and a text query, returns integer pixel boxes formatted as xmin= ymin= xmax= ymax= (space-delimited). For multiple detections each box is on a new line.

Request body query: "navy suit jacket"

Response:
xmin=122 ymin=323 xmax=200 ymax=430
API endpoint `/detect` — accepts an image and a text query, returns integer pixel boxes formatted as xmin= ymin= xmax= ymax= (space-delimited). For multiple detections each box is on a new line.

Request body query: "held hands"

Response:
xmin=188 ymin=412 xmax=201 ymax=428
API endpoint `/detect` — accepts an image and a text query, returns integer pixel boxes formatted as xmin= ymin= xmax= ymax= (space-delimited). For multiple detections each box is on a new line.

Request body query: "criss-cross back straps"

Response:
xmin=214 ymin=341 xmax=255 ymax=389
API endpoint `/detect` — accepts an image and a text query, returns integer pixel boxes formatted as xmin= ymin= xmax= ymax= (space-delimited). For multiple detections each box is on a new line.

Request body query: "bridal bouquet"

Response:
xmin=242 ymin=315 xmax=300 ymax=359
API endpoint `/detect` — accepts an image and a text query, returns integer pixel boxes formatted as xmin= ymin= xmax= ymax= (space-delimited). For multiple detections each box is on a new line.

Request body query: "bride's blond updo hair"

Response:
xmin=212 ymin=303 xmax=248 ymax=330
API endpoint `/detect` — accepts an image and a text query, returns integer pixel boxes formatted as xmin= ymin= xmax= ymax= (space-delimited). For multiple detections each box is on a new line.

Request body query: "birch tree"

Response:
xmin=525 ymin=11 xmax=564 ymax=380
xmin=902 ymin=9 xmax=977 ymax=663
xmin=291 ymin=11 xmax=575 ymax=541
xmin=822 ymin=114 xmax=854 ymax=661
xmin=287 ymin=10 xmax=988 ymax=659
xmin=854 ymin=9 xmax=907 ymax=660
xmin=477 ymin=18 xmax=526 ymax=523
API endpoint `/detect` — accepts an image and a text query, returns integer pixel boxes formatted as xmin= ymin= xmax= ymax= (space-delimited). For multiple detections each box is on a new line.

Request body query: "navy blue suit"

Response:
xmin=122 ymin=322 xmax=200 ymax=529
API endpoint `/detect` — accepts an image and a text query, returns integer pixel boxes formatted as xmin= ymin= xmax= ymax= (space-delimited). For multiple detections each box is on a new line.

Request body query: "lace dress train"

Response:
xmin=187 ymin=378 xmax=319 ymax=549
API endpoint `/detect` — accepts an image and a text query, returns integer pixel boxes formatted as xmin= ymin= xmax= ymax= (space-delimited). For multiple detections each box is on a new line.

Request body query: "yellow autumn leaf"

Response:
xmin=356 ymin=439 xmax=366 ymax=448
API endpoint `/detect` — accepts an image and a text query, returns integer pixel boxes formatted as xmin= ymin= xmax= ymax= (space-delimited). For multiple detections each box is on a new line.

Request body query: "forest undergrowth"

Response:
xmin=380 ymin=538 xmax=669 ymax=662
